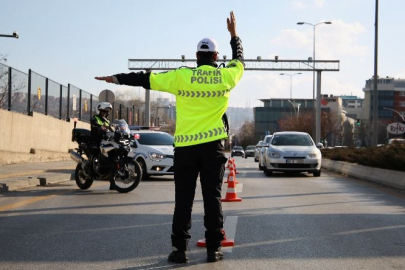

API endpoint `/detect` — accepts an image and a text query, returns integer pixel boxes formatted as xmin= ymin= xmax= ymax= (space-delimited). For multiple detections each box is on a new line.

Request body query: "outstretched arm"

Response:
xmin=95 ymin=72 xmax=151 ymax=89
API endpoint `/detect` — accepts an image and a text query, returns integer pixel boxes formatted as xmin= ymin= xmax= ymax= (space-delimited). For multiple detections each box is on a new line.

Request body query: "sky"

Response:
xmin=1 ymin=0 xmax=404 ymax=108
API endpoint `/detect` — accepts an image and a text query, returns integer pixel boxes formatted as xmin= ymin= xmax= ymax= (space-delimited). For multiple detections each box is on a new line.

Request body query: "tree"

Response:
xmin=278 ymin=111 xmax=313 ymax=135
xmin=235 ymin=120 xmax=255 ymax=148
xmin=0 ymin=63 xmax=27 ymax=112
xmin=279 ymin=111 xmax=344 ymax=146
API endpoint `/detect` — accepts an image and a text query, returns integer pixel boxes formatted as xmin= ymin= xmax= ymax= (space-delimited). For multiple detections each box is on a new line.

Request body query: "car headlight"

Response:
xmin=268 ymin=151 xmax=281 ymax=158
xmin=149 ymin=152 xmax=166 ymax=161
xmin=308 ymin=152 xmax=319 ymax=159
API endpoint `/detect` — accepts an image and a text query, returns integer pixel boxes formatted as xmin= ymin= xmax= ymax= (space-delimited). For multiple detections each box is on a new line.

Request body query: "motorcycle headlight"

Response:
xmin=149 ymin=152 xmax=166 ymax=161
xmin=268 ymin=151 xmax=281 ymax=158
xmin=308 ymin=152 xmax=319 ymax=159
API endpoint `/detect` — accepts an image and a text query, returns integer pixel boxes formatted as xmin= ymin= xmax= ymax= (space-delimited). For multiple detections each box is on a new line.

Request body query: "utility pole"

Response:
xmin=372 ymin=0 xmax=379 ymax=146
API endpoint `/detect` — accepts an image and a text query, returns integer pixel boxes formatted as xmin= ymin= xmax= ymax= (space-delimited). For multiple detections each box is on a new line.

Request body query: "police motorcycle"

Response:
xmin=70 ymin=119 xmax=142 ymax=193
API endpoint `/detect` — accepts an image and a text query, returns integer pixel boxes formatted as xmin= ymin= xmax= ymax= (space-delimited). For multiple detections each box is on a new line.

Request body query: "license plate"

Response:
xmin=286 ymin=159 xmax=304 ymax=164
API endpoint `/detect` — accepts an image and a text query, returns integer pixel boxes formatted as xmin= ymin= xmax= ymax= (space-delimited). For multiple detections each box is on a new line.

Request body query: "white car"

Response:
xmin=254 ymin=141 xmax=263 ymax=162
xmin=244 ymin=145 xmax=256 ymax=159
xmin=259 ymin=135 xmax=273 ymax=170
xmin=263 ymin=131 xmax=322 ymax=177
xmin=130 ymin=130 xmax=174 ymax=179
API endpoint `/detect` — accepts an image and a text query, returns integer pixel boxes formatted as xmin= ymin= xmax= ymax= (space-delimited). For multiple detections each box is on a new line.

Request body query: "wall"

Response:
xmin=0 ymin=110 xmax=90 ymax=165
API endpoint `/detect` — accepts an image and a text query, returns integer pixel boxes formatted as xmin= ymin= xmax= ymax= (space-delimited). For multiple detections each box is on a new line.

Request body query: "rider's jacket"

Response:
xmin=113 ymin=36 xmax=244 ymax=147
xmin=90 ymin=115 xmax=110 ymax=144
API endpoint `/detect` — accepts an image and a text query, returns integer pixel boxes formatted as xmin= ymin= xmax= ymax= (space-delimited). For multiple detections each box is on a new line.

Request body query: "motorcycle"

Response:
xmin=70 ymin=119 xmax=142 ymax=193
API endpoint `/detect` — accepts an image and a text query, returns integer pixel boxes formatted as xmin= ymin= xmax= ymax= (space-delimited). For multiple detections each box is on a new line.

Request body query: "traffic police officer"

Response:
xmin=95 ymin=11 xmax=244 ymax=263
xmin=90 ymin=102 xmax=116 ymax=190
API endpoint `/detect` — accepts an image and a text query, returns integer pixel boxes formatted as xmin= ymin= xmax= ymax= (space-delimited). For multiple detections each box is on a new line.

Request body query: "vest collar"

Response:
xmin=197 ymin=59 xmax=218 ymax=68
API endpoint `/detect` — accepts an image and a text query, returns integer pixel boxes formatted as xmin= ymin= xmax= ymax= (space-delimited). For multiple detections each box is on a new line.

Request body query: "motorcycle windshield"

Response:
xmin=114 ymin=119 xmax=130 ymax=137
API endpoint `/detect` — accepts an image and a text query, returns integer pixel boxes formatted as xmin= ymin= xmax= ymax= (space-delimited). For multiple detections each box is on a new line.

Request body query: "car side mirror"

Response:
xmin=316 ymin=143 xmax=324 ymax=149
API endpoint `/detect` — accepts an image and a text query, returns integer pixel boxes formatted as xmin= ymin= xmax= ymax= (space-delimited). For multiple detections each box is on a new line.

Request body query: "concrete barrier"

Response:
xmin=322 ymin=159 xmax=405 ymax=190
xmin=0 ymin=109 xmax=90 ymax=165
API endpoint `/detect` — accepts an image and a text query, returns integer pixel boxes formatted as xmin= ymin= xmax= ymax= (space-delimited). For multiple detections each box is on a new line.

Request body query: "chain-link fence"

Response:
xmin=0 ymin=63 xmax=138 ymax=124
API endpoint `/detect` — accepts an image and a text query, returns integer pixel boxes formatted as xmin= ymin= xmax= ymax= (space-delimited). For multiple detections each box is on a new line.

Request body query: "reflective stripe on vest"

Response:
xmin=174 ymin=127 xmax=226 ymax=143
xmin=150 ymin=59 xmax=244 ymax=147
xmin=95 ymin=115 xmax=110 ymax=126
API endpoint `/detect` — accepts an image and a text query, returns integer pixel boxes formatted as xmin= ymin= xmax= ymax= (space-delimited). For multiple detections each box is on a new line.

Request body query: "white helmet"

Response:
xmin=96 ymin=102 xmax=112 ymax=114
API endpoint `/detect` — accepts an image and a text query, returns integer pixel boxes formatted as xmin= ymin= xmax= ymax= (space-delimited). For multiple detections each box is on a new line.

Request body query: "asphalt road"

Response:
xmin=1 ymin=157 xmax=405 ymax=270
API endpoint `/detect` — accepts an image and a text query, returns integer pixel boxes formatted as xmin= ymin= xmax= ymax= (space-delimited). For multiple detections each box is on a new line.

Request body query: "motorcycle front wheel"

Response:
xmin=75 ymin=163 xmax=94 ymax=190
xmin=111 ymin=159 xmax=142 ymax=193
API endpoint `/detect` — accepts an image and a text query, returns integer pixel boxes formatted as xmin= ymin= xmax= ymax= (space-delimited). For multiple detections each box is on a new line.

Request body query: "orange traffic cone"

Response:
xmin=225 ymin=160 xmax=239 ymax=184
xmin=226 ymin=157 xmax=232 ymax=170
xmin=197 ymin=230 xmax=234 ymax=247
xmin=232 ymin=158 xmax=240 ymax=174
xmin=221 ymin=169 xmax=242 ymax=202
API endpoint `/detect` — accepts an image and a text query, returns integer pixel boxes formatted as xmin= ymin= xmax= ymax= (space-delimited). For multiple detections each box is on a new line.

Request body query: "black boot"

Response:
xmin=207 ymin=249 xmax=223 ymax=262
xmin=168 ymin=250 xmax=188 ymax=263
xmin=109 ymin=182 xmax=115 ymax=190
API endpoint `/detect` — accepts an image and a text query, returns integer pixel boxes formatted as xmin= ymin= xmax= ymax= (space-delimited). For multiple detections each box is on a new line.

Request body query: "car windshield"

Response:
xmin=233 ymin=146 xmax=243 ymax=150
xmin=265 ymin=136 xmax=273 ymax=143
xmin=133 ymin=132 xmax=174 ymax=146
xmin=271 ymin=134 xmax=313 ymax=146
xmin=246 ymin=146 xmax=255 ymax=150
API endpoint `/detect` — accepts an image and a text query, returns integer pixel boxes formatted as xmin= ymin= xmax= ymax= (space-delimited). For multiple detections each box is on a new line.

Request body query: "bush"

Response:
xmin=321 ymin=145 xmax=405 ymax=172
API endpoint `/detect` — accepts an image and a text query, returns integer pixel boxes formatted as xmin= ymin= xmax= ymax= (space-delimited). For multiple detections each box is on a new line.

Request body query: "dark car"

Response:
xmin=244 ymin=145 xmax=256 ymax=158
xmin=231 ymin=146 xmax=244 ymax=157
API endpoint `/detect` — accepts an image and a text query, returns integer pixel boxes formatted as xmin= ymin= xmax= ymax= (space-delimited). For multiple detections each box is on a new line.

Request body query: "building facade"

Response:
xmin=363 ymin=77 xmax=405 ymax=121
xmin=363 ymin=77 xmax=405 ymax=142
xmin=254 ymin=98 xmax=315 ymax=141
xmin=254 ymin=96 xmax=356 ymax=146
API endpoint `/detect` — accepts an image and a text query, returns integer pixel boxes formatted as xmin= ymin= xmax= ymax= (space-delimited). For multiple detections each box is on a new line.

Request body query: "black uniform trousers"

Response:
xmin=171 ymin=140 xmax=228 ymax=251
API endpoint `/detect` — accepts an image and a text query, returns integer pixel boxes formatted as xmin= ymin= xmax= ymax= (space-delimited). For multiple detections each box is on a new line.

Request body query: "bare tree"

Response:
xmin=0 ymin=63 xmax=27 ymax=112
xmin=279 ymin=111 xmax=343 ymax=146
xmin=235 ymin=120 xmax=255 ymax=148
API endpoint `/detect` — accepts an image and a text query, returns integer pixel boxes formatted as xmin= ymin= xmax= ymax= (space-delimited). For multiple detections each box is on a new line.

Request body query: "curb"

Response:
xmin=322 ymin=159 xmax=405 ymax=190
xmin=0 ymin=170 xmax=47 ymax=180
xmin=0 ymin=173 xmax=74 ymax=192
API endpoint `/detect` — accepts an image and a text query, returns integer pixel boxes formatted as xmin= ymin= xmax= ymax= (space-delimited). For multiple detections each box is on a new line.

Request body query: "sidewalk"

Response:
xmin=0 ymin=160 xmax=76 ymax=192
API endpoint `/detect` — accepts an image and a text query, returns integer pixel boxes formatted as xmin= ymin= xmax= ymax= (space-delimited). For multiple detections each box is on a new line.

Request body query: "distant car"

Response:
xmin=231 ymin=146 xmax=244 ymax=157
xmin=254 ymin=141 xmax=264 ymax=162
xmin=388 ymin=138 xmax=405 ymax=146
xmin=259 ymin=135 xmax=273 ymax=170
xmin=244 ymin=145 xmax=256 ymax=159
xmin=263 ymin=131 xmax=322 ymax=177
xmin=130 ymin=130 xmax=174 ymax=179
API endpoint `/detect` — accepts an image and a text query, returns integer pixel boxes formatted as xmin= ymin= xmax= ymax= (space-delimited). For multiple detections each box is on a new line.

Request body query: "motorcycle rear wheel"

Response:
xmin=111 ymin=159 xmax=142 ymax=193
xmin=75 ymin=163 xmax=94 ymax=190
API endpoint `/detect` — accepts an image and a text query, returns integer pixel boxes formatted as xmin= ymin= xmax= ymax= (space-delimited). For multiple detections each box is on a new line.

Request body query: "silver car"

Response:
xmin=263 ymin=131 xmax=322 ymax=177
xmin=259 ymin=135 xmax=273 ymax=170
xmin=254 ymin=141 xmax=263 ymax=162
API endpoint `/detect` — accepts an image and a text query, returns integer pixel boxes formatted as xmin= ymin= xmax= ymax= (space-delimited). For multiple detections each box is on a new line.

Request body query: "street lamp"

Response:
xmin=383 ymin=107 xmax=405 ymax=123
xmin=297 ymin=21 xmax=332 ymax=143
xmin=280 ymin=73 xmax=302 ymax=99
xmin=0 ymin=31 xmax=19 ymax=39
xmin=287 ymin=100 xmax=301 ymax=123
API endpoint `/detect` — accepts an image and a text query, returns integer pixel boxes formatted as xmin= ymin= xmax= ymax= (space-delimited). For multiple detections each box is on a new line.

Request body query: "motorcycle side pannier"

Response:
xmin=72 ymin=128 xmax=91 ymax=143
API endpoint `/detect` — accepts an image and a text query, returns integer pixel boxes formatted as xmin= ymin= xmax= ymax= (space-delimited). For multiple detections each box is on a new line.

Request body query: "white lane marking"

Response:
xmin=223 ymin=216 xmax=238 ymax=253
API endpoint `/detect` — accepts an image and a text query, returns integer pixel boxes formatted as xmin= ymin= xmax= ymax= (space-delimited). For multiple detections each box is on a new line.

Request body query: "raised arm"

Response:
xmin=227 ymin=11 xmax=243 ymax=62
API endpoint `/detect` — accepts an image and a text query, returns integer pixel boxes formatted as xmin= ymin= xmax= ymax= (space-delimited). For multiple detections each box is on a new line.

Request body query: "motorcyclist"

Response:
xmin=90 ymin=102 xmax=115 ymax=190
xmin=91 ymin=102 xmax=113 ymax=144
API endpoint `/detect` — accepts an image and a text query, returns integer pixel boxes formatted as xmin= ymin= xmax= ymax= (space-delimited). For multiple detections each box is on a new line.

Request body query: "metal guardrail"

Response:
xmin=0 ymin=63 xmax=139 ymax=125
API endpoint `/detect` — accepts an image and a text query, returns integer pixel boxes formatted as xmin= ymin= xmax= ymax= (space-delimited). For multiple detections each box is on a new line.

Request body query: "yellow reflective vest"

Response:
xmin=94 ymin=115 xmax=110 ymax=127
xmin=150 ymin=59 xmax=244 ymax=147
